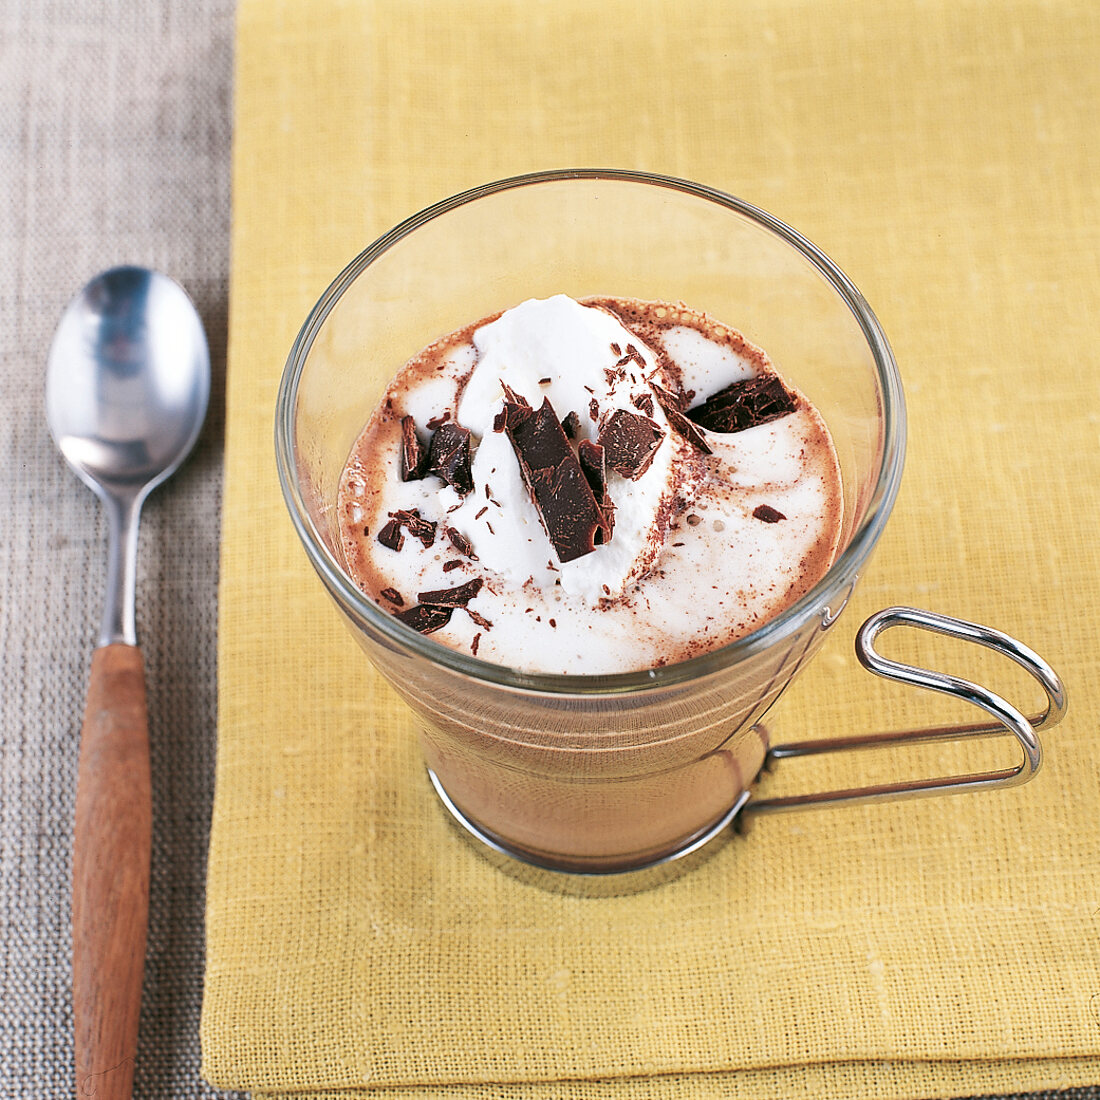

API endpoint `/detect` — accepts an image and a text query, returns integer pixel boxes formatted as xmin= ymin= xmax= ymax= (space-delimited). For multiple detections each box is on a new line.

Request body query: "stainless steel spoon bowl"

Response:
xmin=46 ymin=265 xmax=209 ymax=1100
xmin=47 ymin=265 xmax=210 ymax=645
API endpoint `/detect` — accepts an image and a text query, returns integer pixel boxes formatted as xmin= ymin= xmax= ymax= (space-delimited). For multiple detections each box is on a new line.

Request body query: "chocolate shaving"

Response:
xmin=376 ymin=519 xmax=405 ymax=552
xmin=753 ymin=504 xmax=787 ymax=523
xmin=418 ymin=577 xmax=484 ymax=608
xmin=561 ymin=410 xmax=580 ymax=439
xmin=426 ymin=421 xmax=474 ymax=493
xmin=426 ymin=412 xmax=450 ymax=431
xmin=380 ymin=587 xmax=404 ymax=605
xmin=399 ymin=416 xmax=428 ymax=481
xmin=498 ymin=395 xmax=612 ymax=562
xmin=442 ymin=559 xmax=463 ymax=572
xmin=588 ymin=397 xmax=599 ymax=421
xmin=597 ymin=409 xmax=665 ymax=480
xmin=466 ymin=608 xmax=493 ymax=630
xmin=443 ymin=525 xmax=477 ymax=559
xmin=388 ymin=508 xmax=437 ymax=548
xmin=393 ymin=603 xmax=453 ymax=634
xmin=630 ymin=392 xmax=655 ymax=418
xmin=471 ymin=632 xmax=482 ymax=656
xmin=686 ymin=374 xmax=798 ymax=433
xmin=651 ymin=383 xmax=713 ymax=455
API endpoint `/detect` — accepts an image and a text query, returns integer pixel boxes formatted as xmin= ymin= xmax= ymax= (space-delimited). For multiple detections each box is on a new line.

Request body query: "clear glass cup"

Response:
xmin=276 ymin=170 xmax=1064 ymax=875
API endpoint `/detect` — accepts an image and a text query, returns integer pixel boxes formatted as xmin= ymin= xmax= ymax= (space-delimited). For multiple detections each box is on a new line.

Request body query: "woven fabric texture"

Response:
xmin=199 ymin=0 xmax=1100 ymax=1097
xmin=0 ymin=1 xmax=241 ymax=1096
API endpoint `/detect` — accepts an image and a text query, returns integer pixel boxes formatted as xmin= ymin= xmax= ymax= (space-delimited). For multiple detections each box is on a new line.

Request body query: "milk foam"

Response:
xmin=338 ymin=296 xmax=843 ymax=674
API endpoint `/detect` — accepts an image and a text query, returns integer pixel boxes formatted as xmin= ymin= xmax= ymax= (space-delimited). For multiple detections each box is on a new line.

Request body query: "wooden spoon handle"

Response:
xmin=72 ymin=643 xmax=151 ymax=1099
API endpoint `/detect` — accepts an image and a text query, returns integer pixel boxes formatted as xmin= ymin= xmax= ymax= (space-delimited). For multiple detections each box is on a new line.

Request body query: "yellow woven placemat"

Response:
xmin=203 ymin=1 xmax=1100 ymax=1096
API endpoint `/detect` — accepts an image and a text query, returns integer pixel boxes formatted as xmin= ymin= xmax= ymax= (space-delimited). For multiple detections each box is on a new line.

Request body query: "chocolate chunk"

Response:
xmin=561 ymin=410 xmax=580 ymax=439
xmin=393 ymin=603 xmax=453 ymax=634
xmin=498 ymin=395 xmax=612 ymax=562
xmin=426 ymin=421 xmax=474 ymax=494
xmin=418 ymin=577 xmax=484 ymax=608
xmin=577 ymin=439 xmax=615 ymax=538
xmin=426 ymin=412 xmax=450 ymax=431
xmin=380 ymin=587 xmax=404 ymax=605
xmin=651 ymin=383 xmax=713 ymax=455
xmin=443 ymin=525 xmax=477 ymax=559
xmin=388 ymin=508 xmax=437 ymax=548
xmin=630 ymin=392 xmax=655 ymax=418
xmin=597 ymin=409 xmax=665 ymax=480
xmin=686 ymin=374 xmax=798 ymax=433
xmin=493 ymin=387 xmax=531 ymax=433
xmin=753 ymin=504 xmax=787 ymax=523
xmin=399 ymin=416 xmax=428 ymax=481
xmin=376 ymin=519 xmax=405 ymax=552
xmin=577 ymin=439 xmax=607 ymax=499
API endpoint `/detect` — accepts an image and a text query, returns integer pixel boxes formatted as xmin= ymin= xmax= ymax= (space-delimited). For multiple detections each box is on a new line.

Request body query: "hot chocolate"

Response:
xmin=337 ymin=295 xmax=843 ymax=674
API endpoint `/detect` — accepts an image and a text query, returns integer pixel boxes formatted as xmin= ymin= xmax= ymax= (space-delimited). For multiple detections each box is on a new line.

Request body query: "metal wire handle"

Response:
xmin=744 ymin=606 xmax=1067 ymax=815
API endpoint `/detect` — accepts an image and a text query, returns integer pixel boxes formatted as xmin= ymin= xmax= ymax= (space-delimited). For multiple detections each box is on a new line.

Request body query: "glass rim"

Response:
xmin=275 ymin=168 xmax=906 ymax=696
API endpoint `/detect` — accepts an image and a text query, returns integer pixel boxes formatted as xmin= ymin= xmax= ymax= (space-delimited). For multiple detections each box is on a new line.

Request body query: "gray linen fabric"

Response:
xmin=0 ymin=1 xmax=240 ymax=1096
xmin=0 ymin=3 xmax=1096 ymax=1099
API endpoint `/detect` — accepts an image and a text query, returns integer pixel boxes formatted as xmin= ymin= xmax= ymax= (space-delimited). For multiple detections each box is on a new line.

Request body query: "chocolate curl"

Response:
xmin=497 ymin=395 xmax=612 ymax=563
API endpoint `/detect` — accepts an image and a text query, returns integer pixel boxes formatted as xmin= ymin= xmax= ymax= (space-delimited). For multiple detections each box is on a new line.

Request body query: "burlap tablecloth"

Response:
xmin=0 ymin=2 xmax=240 ymax=1096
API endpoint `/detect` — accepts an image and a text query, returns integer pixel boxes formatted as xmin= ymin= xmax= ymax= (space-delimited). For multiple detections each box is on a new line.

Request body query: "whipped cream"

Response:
xmin=445 ymin=295 xmax=688 ymax=602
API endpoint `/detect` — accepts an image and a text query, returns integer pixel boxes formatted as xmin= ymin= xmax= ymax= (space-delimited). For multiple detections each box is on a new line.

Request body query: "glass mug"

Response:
xmin=276 ymin=170 xmax=1065 ymax=876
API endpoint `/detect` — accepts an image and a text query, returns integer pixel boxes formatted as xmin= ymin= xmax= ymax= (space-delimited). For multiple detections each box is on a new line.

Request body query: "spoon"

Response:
xmin=46 ymin=266 xmax=210 ymax=1099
